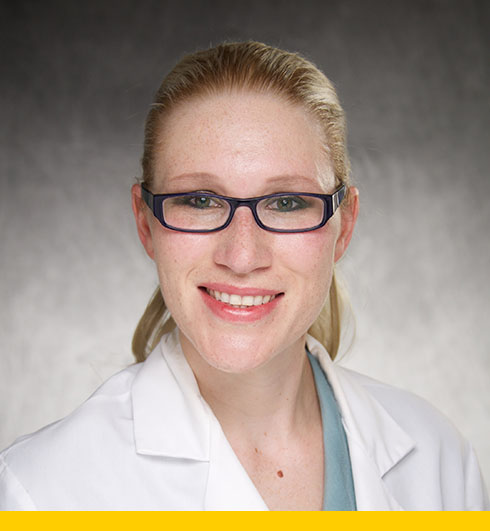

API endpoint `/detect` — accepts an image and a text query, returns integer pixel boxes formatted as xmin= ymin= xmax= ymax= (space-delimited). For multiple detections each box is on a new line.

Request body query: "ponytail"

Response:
xmin=307 ymin=269 xmax=347 ymax=360
xmin=131 ymin=288 xmax=175 ymax=363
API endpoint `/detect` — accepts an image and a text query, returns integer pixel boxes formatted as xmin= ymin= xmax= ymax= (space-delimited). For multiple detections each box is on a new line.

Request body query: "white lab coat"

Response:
xmin=0 ymin=330 xmax=488 ymax=510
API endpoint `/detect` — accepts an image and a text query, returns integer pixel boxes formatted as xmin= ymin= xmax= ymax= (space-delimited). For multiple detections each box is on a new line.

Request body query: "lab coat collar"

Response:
xmin=306 ymin=335 xmax=416 ymax=510
xmin=131 ymin=330 xmax=268 ymax=509
xmin=131 ymin=329 xmax=210 ymax=461
xmin=131 ymin=330 xmax=415 ymax=510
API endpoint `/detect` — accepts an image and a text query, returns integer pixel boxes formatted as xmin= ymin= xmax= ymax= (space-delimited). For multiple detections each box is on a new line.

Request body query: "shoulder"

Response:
xmin=333 ymin=365 xmax=489 ymax=510
xmin=0 ymin=363 xmax=142 ymax=508
xmin=337 ymin=365 xmax=465 ymax=449
xmin=2 ymin=363 xmax=141 ymax=459
xmin=307 ymin=335 xmax=467 ymax=451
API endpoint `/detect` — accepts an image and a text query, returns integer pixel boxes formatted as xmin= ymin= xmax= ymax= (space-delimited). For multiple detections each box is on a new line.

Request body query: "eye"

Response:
xmin=175 ymin=194 xmax=224 ymax=209
xmin=265 ymin=195 xmax=309 ymax=212
xmin=190 ymin=196 xmax=216 ymax=209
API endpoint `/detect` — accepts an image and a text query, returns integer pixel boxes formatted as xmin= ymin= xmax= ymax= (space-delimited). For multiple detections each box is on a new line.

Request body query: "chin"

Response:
xmin=186 ymin=329 xmax=283 ymax=375
xmin=201 ymin=350 xmax=269 ymax=374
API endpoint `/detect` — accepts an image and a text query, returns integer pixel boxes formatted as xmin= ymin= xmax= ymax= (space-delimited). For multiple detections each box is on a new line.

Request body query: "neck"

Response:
xmin=180 ymin=333 xmax=320 ymax=449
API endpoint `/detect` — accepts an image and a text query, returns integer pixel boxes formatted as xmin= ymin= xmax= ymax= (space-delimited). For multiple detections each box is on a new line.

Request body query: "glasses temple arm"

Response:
xmin=140 ymin=184 xmax=153 ymax=209
xmin=331 ymin=185 xmax=346 ymax=212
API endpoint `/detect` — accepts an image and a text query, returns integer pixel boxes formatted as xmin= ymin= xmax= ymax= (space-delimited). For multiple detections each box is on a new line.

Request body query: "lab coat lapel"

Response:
xmin=204 ymin=411 xmax=268 ymax=510
xmin=132 ymin=330 xmax=210 ymax=460
xmin=306 ymin=335 xmax=415 ymax=510
xmin=133 ymin=330 xmax=414 ymax=510
xmin=132 ymin=329 xmax=268 ymax=510
xmin=346 ymin=439 xmax=405 ymax=510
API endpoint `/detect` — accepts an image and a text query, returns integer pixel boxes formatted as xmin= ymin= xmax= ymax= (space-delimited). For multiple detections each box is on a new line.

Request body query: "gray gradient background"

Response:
xmin=1 ymin=0 xmax=489 ymax=488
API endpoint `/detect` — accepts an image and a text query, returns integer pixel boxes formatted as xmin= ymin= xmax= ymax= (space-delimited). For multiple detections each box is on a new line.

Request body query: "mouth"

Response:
xmin=198 ymin=285 xmax=284 ymax=323
xmin=203 ymin=288 xmax=280 ymax=309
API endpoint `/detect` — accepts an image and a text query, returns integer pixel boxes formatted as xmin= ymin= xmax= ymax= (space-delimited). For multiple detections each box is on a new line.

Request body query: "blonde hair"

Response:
xmin=133 ymin=41 xmax=352 ymax=362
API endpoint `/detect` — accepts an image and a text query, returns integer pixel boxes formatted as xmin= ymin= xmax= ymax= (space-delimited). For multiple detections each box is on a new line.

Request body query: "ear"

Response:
xmin=131 ymin=183 xmax=155 ymax=260
xmin=334 ymin=186 xmax=359 ymax=263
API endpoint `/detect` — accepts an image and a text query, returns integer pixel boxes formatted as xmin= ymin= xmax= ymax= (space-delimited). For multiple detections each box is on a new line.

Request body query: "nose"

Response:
xmin=212 ymin=205 xmax=273 ymax=275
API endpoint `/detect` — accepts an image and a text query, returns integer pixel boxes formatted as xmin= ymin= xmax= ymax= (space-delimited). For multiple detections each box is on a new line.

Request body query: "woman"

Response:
xmin=0 ymin=41 xmax=488 ymax=510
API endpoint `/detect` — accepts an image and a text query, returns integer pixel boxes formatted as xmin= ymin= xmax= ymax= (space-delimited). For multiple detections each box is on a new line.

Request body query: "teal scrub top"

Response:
xmin=308 ymin=351 xmax=357 ymax=511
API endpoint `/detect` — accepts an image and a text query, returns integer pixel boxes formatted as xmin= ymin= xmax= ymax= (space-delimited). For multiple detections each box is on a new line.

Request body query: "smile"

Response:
xmin=205 ymin=288 xmax=277 ymax=308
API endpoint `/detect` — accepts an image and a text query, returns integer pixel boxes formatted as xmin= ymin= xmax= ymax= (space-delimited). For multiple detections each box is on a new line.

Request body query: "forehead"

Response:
xmin=153 ymin=90 xmax=333 ymax=193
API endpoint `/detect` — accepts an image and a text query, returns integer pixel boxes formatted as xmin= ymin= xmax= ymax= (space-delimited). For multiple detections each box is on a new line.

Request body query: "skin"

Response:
xmin=132 ymin=90 xmax=359 ymax=509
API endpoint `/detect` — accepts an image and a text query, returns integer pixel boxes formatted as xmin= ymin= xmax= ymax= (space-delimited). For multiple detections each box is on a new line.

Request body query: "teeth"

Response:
xmin=229 ymin=294 xmax=242 ymax=305
xmin=221 ymin=292 xmax=230 ymax=303
xmin=242 ymin=296 xmax=254 ymax=306
xmin=206 ymin=289 xmax=277 ymax=307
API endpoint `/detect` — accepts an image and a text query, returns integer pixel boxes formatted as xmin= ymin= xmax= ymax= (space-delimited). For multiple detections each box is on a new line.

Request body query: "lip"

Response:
xmin=199 ymin=286 xmax=283 ymax=323
xmin=200 ymin=283 xmax=281 ymax=297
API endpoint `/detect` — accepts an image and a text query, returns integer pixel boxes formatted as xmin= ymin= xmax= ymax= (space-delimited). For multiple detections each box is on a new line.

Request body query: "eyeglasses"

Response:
xmin=140 ymin=184 xmax=346 ymax=233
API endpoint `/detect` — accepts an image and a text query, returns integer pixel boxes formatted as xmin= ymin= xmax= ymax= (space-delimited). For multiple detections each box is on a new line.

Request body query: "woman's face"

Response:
xmin=132 ymin=90 xmax=357 ymax=373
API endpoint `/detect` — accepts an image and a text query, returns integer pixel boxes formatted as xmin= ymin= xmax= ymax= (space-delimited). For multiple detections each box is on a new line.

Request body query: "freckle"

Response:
xmin=254 ymin=447 xmax=258 ymax=453
xmin=277 ymin=470 xmax=284 ymax=478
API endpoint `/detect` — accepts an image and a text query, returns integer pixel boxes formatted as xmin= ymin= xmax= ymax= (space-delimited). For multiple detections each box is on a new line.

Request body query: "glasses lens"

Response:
xmin=257 ymin=195 xmax=325 ymax=231
xmin=162 ymin=194 xmax=230 ymax=231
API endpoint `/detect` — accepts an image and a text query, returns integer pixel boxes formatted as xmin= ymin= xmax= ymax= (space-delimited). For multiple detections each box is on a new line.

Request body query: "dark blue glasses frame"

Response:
xmin=140 ymin=184 xmax=346 ymax=233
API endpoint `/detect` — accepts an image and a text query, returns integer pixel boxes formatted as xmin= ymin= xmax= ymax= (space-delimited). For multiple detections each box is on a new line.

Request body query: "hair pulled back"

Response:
xmin=133 ymin=41 xmax=352 ymax=362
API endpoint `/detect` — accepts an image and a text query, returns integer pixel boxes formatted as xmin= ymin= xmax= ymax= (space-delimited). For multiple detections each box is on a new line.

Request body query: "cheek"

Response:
xmin=275 ymin=228 xmax=338 ymax=321
xmin=272 ymin=229 xmax=337 ymax=339
xmin=151 ymin=230 xmax=209 ymax=290
xmin=277 ymin=227 xmax=337 ymax=280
